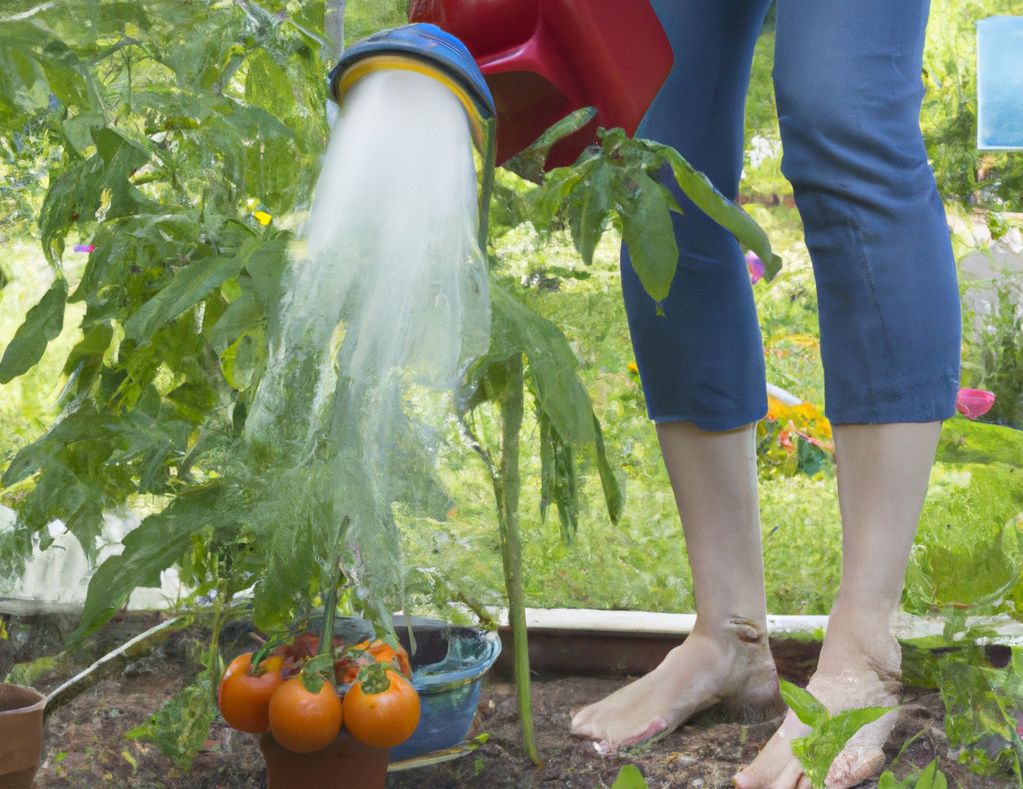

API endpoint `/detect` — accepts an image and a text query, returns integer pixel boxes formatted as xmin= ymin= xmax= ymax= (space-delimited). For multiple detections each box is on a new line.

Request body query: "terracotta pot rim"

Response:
xmin=0 ymin=683 xmax=47 ymax=716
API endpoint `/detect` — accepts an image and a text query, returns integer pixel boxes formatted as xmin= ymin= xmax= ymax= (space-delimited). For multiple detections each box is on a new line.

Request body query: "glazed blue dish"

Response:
xmin=390 ymin=616 xmax=502 ymax=762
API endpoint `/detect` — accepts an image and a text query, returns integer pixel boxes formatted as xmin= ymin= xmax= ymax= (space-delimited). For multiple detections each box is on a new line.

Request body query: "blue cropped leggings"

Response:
xmin=622 ymin=0 xmax=961 ymax=430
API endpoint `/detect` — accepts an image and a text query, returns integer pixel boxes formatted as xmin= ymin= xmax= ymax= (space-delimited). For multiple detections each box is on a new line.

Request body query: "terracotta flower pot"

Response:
xmin=259 ymin=730 xmax=389 ymax=789
xmin=0 ymin=684 xmax=46 ymax=789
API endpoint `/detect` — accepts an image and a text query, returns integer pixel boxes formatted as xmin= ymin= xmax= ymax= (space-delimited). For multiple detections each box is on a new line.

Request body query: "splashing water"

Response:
xmin=245 ymin=69 xmax=490 ymax=624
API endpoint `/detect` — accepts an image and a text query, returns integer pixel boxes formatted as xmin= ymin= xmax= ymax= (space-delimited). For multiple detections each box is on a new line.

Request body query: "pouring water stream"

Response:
xmin=245 ymin=68 xmax=490 ymax=631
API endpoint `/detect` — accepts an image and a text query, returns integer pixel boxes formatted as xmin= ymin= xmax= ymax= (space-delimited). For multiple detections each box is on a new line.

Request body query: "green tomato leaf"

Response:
xmin=503 ymin=106 xmax=597 ymax=183
xmin=611 ymin=764 xmax=649 ymax=789
xmin=89 ymin=126 xmax=152 ymax=218
xmin=538 ymin=411 xmax=579 ymax=544
xmin=914 ymin=759 xmax=949 ymax=789
xmin=650 ymin=140 xmax=782 ymax=281
xmin=0 ymin=278 xmax=67 ymax=384
xmin=71 ymin=484 xmax=226 ymax=643
xmin=245 ymin=50 xmax=294 ymax=117
xmin=485 ymin=282 xmax=595 ymax=448
xmin=209 ymin=292 xmax=262 ymax=354
xmin=219 ymin=329 xmax=264 ymax=391
xmin=566 ymin=156 xmax=612 ymax=265
xmin=592 ymin=412 xmax=625 ymax=525
xmin=527 ymin=166 xmax=584 ymax=235
xmin=38 ymin=156 xmax=101 ymax=265
xmin=238 ymin=234 xmax=290 ymax=308
xmin=62 ymin=112 xmax=106 ymax=156
xmin=791 ymin=704 xmax=893 ymax=788
xmin=779 ymin=679 xmax=828 ymax=727
xmin=938 ymin=658 xmax=1023 ymax=776
xmin=617 ymin=170 xmax=678 ymax=303
xmin=124 ymin=255 xmax=244 ymax=345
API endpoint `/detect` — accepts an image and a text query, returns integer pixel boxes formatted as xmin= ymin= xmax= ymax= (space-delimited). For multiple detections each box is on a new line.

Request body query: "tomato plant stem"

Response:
xmin=206 ymin=582 xmax=234 ymax=700
xmin=496 ymin=354 xmax=542 ymax=766
xmin=318 ymin=523 xmax=348 ymax=687
xmin=478 ymin=120 xmax=497 ymax=255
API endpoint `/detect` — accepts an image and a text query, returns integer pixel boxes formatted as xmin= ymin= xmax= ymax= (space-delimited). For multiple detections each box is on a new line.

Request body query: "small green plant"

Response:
xmin=878 ymin=759 xmax=949 ymax=788
xmin=779 ymin=680 xmax=892 ymax=788
xmin=610 ymin=764 xmax=649 ymax=789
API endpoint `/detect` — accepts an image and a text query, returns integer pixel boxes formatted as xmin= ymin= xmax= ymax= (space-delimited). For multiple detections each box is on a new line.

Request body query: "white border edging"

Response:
xmin=485 ymin=607 xmax=1023 ymax=645
xmin=485 ymin=607 xmax=827 ymax=636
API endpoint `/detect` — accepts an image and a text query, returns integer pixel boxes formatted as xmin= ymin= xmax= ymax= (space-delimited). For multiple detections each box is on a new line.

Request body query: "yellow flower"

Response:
xmin=253 ymin=210 xmax=272 ymax=226
xmin=627 ymin=361 xmax=639 ymax=374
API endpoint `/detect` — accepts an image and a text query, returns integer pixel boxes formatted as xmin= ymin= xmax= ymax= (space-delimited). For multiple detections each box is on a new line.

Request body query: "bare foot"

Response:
xmin=570 ymin=618 xmax=781 ymax=752
xmin=733 ymin=623 xmax=901 ymax=789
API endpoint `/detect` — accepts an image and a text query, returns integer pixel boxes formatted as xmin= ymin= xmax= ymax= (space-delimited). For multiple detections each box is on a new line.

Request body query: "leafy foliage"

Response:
xmin=530 ymin=127 xmax=781 ymax=310
xmin=756 ymin=395 xmax=833 ymax=479
xmin=462 ymin=281 xmax=624 ymax=534
xmin=126 ymin=669 xmax=218 ymax=771
xmin=0 ymin=0 xmax=329 ymax=622
xmin=912 ymin=645 xmax=1023 ymax=781
xmin=922 ymin=0 xmax=1023 ymax=210
xmin=906 ymin=462 xmax=1023 ymax=617
xmin=878 ymin=760 xmax=949 ymax=789
xmin=0 ymin=277 xmax=66 ymax=382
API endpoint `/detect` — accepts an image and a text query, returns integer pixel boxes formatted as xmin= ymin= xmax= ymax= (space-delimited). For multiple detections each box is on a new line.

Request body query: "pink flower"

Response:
xmin=745 ymin=251 xmax=765 ymax=284
xmin=73 ymin=244 xmax=95 ymax=253
xmin=956 ymin=388 xmax=996 ymax=420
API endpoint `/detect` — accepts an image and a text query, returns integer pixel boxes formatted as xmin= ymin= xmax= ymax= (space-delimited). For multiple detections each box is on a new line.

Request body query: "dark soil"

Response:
xmin=2 ymin=612 xmax=1015 ymax=789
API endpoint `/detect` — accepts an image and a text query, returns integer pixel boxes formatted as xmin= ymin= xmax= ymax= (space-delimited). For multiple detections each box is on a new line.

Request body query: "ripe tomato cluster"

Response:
xmin=217 ymin=634 xmax=421 ymax=754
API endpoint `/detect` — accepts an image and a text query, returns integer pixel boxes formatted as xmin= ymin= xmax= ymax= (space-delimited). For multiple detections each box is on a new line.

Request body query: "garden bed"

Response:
xmin=2 ymin=612 xmax=1013 ymax=788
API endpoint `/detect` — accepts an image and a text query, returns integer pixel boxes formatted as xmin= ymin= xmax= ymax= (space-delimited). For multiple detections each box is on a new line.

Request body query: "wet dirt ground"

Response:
xmin=2 ymin=613 xmax=1013 ymax=788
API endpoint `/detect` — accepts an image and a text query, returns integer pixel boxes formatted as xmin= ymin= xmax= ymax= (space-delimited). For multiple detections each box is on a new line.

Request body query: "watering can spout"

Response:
xmin=328 ymin=23 xmax=496 ymax=152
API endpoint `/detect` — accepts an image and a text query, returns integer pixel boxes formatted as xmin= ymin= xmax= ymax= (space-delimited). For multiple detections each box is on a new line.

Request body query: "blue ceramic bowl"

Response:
xmin=389 ymin=616 xmax=502 ymax=761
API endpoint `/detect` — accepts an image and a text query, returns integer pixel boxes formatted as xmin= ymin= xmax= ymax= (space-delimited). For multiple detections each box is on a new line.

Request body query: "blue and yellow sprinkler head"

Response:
xmin=328 ymin=22 xmax=496 ymax=152
xmin=328 ymin=23 xmax=498 ymax=250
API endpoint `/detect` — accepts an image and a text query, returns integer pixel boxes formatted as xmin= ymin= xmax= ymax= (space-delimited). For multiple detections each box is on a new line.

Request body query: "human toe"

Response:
xmin=824 ymin=745 xmax=886 ymax=788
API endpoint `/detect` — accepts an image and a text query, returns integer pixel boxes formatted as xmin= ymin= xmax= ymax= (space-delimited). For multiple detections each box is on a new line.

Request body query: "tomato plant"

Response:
xmin=342 ymin=662 xmax=421 ymax=748
xmin=268 ymin=675 xmax=344 ymax=754
xmin=216 ymin=652 xmax=285 ymax=734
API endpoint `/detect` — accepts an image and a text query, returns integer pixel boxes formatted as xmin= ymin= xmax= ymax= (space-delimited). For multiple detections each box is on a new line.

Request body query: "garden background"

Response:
xmin=1 ymin=0 xmax=1022 ymax=786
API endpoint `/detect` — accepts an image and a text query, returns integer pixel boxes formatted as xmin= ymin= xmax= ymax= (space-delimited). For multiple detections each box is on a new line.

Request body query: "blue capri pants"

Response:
xmin=622 ymin=0 xmax=962 ymax=429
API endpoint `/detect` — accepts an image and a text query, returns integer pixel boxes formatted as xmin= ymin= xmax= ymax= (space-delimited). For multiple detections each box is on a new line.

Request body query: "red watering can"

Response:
xmin=408 ymin=0 xmax=674 ymax=169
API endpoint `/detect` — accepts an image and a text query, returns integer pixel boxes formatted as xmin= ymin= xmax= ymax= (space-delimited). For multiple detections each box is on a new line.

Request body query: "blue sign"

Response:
xmin=977 ymin=16 xmax=1023 ymax=150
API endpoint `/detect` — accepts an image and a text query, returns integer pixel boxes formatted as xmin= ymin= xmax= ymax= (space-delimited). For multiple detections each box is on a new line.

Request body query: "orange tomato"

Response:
xmin=268 ymin=677 xmax=343 ymax=753
xmin=217 ymin=652 xmax=285 ymax=734
xmin=342 ymin=666 xmax=421 ymax=748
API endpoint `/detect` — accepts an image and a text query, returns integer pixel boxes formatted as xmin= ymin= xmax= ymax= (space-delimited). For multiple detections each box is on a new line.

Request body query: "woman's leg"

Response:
xmin=571 ymin=0 xmax=780 ymax=749
xmin=571 ymin=422 xmax=780 ymax=749
xmin=736 ymin=423 xmax=941 ymax=789
xmin=735 ymin=0 xmax=960 ymax=786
